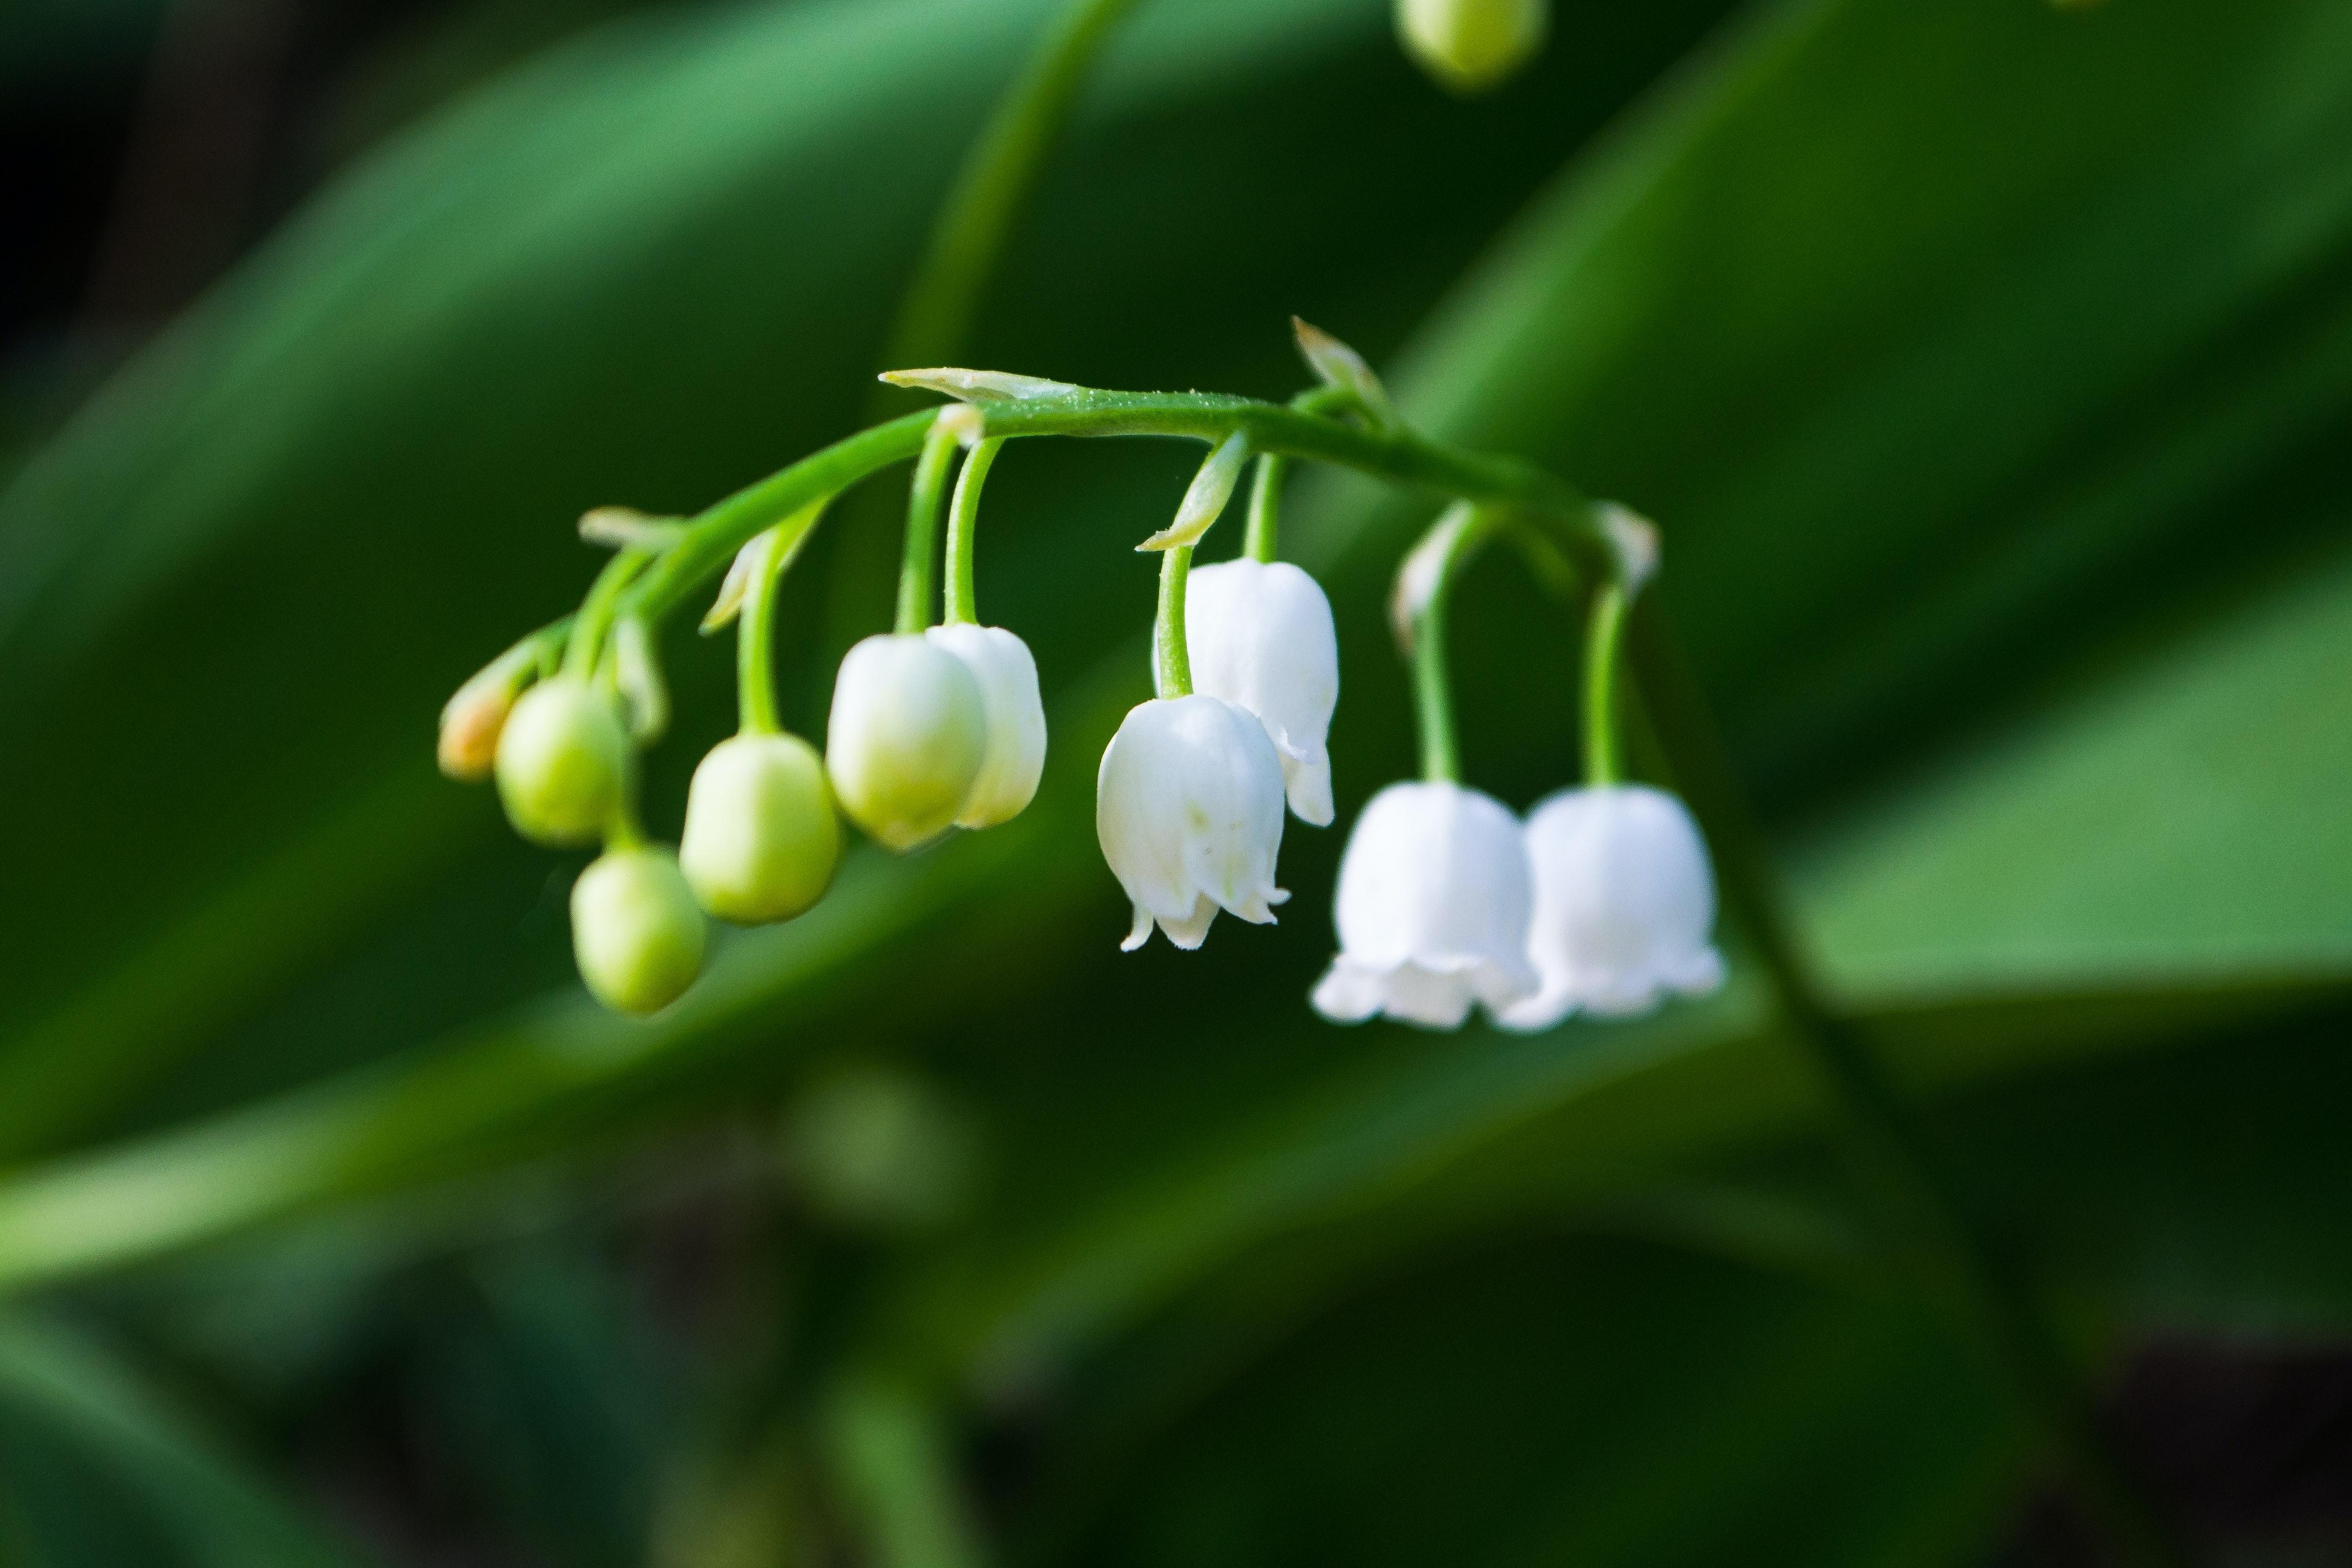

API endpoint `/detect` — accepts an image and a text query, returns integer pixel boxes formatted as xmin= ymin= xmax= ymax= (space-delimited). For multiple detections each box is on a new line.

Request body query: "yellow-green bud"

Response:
xmin=824 ymin=634 xmax=988 ymax=852
xmin=679 ymin=733 xmax=841 ymax=925
xmin=570 ymin=845 xmax=706 ymax=1016
xmin=494 ymin=676 xmax=631 ymax=846
xmin=439 ymin=674 xmax=517 ymax=783
xmin=1396 ymin=0 xmax=1546 ymax=94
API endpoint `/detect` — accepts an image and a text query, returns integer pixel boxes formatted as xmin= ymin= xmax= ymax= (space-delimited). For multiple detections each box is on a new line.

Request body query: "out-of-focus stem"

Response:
xmin=1624 ymin=603 xmax=2201 ymax=1568
xmin=878 ymin=0 xmax=1149 ymax=375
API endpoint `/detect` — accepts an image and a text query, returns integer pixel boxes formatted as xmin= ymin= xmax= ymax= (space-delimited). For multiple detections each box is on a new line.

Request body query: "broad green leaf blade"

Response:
xmin=1015 ymin=1236 xmax=2023 ymax=1568
xmin=1794 ymin=537 xmax=2352 ymax=998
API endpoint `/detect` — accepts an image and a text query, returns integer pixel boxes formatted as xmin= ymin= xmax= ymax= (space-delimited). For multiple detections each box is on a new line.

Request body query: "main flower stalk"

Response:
xmin=620 ymin=385 xmax=1607 ymax=641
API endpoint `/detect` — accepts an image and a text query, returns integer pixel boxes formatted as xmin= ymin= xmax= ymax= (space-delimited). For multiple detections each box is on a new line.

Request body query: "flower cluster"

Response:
xmin=1314 ymin=781 xmax=1722 ymax=1031
xmin=439 ymin=324 xmax=1722 ymax=1033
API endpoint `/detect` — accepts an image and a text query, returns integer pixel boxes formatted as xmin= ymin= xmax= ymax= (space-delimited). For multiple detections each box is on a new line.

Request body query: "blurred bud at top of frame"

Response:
xmin=1395 ymin=0 xmax=1548 ymax=94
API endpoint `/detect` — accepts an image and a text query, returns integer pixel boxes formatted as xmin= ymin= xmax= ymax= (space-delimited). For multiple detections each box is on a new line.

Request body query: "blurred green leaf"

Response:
xmin=1015 ymin=1236 xmax=2025 ymax=1568
xmin=0 ymin=1313 xmax=374 ymax=1567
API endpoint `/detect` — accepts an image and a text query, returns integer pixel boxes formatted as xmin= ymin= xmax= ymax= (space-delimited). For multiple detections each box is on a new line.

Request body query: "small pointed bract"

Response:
xmin=1139 ymin=433 xmax=1252 ymax=552
xmin=1292 ymin=317 xmax=1394 ymax=422
xmin=879 ymin=368 xmax=1083 ymax=403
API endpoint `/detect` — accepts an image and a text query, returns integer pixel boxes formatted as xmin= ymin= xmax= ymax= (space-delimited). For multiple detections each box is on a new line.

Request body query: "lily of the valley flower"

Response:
xmin=1501 ymin=785 xmax=1725 ymax=1030
xmin=679 ymin=733 xmax=841 ymax=925
xmin=572 ymin=845 xmax=706 ymax=1017
xmin=826 ymin=634 xmax=988 ymax=851
xmin=1311 ymin=781 xmax=1537 ymax=1028
xmin=1185 ymin=558 xmax=1339 ymax=826
xmin=1097 ymin=695 xmax=1289 ymax=951
xmin=495 ymin=675 xmax=631 ymax=847
xmin=925 ymin=622 xmax=1047 ymax=829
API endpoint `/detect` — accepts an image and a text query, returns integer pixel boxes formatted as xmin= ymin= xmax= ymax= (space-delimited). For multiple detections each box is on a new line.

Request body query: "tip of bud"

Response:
xmin=438 ymin=680 xmax=514 ymax=782
xmin=439 ymin=642 xmax=543 ymax=782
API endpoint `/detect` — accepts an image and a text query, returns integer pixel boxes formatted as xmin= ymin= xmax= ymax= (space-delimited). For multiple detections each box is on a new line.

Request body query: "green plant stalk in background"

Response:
xmin=878 ymin=0 xmax=1150 ymax=375
xmin=1629 ymin=610 xmax=2199 ymax=1568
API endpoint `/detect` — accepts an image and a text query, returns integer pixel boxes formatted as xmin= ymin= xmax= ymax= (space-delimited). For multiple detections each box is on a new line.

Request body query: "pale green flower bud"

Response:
xmin=494 ymin=676 xmax=631 ymax=846
xmin=571 ymin=845 xmax=706 ymax=1016
xmin=1396 ymin=0 xmax=1546 ymax=94
xmin=824 ymin=634 xmax=988 ymax=852
xmin=679 ymin=732 xmax=841 ymax=925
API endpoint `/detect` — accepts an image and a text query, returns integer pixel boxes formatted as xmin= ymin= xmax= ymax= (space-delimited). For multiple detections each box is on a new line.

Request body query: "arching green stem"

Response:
xmin=895 ymin=417 xmax=967 ymax=635
xmin=1583 ymin=583 xmax=1629 ymax=786
xmin=1400 ymin=504 xmax=1500 ymax=785
xmin=943 ymin=437 xmax=1004 ymax=626
xmin=737 ymin=500 xmax=830 ymax=734
xmin=1244 ymin=453 xmax=1286 ymax=563
xmin=564 ymin=546 xmax=653 ymax=680
xmin=1154 ymin=545 xmax=1194 ymax=700
xmin=622 ymin=387 xmax=1607 ymax=637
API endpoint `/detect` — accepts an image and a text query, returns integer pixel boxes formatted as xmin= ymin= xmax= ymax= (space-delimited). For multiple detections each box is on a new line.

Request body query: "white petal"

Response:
xmin=1514 ymin=784 xmax=1725 ymax=1025
xmin=925 ymin=623 xmax=1047 ymax=829
xmin=1186 ymin=559 xmax=1339 ymax=826
xmin=825 ymin=635 xmax=988 ymax=852
xmin=1096 ymin=696 xmax=1287 ymax=950
xmin=1316 ymin=781 xmax=1536 ymax=1027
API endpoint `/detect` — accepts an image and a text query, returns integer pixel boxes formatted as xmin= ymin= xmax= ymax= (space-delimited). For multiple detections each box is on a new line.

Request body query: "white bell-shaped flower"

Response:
xmin=1500 ymin=785 xmax=1726 ymax=1031
xmin=924 ymin=623 xmax=1047 ymax=829
xmin=1096 ymin=695 xmax=1289 ymax=951
xmin=1185 ymin=558 xmax=1338 ymax=826
xmin=1311 ymin=781 xmax=1538 ymax=1029
xmin=825 ymin=633 xmax=988 ymax=851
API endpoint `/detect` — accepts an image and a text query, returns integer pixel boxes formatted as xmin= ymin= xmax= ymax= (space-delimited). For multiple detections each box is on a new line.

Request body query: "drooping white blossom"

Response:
xmin=1096 ymin=695 xmax=1289 ymax=951
xmin=825 ymin=634 xmax=988 ymax=851
xmin=1501 ymin=785 xmax=1725 ymax=1030
xmin=1185 ymin=558 xmax=1340 ymax=827
xmin=925 ymin=622 xmax=1047 ymax=829
xmin=1311 ymin=781 xmax=1537 ymax=1029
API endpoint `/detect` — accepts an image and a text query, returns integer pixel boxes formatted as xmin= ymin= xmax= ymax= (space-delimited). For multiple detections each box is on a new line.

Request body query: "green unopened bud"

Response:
xmin=825 ymin=634 xmax=987 ymax=852
xmin=571 ymin=845 xmax=705 ymax=1016
xmin=495 ymin=676 xmax=631 ymax=846
xmin=680 ymin=733 xmax=842 ymax=924
xmin=1396 ymin=0 xmax=1546 ymax=93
